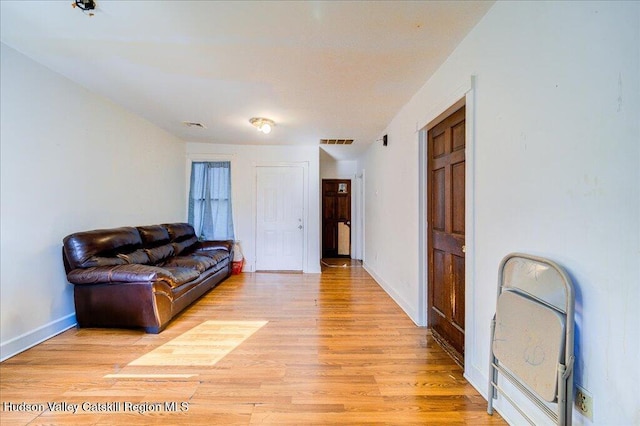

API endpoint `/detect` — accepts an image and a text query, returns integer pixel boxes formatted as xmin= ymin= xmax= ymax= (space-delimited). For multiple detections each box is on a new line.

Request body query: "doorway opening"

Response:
xmin=322 ymin=179 xmax=351 ymax=258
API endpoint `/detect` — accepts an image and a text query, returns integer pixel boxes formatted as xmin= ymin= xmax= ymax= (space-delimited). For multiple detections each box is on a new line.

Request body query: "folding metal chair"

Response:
xmin=488 ymin=253 xmax=575 ymax=425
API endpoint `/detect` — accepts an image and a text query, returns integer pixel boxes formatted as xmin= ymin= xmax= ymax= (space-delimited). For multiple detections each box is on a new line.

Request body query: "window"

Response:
xmin=188 ymin=161 xmax=234 ymax=240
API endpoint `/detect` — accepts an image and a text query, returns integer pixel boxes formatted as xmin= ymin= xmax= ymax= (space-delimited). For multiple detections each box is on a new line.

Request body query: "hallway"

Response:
xmin=0 ymin=265 xmax=504 ymax=425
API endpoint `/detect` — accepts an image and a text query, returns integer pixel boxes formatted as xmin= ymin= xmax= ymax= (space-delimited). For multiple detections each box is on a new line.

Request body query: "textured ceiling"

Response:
xmin=0 ymin=1 xmax=493 ymax=158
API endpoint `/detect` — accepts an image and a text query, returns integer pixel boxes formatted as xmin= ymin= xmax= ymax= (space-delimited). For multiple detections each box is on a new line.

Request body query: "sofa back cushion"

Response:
xmin=164 ymin=223 xmax=196 ymax=242
xmin=145 ymin=244 xmax=175 ymax=264
xmin=172 ymin=236 xmax=199 ymax=256
xmin=63 ymin=227 xmax=143 ymax=270
xmin=164 ymin=223 xmax=199 ymax=255
xmin=137 ymin=225 xmax=171 ymax=247
xmin=135 ymin=225 xmax=174 ymax=264
xmin=117 ymin=249 xmax=150 ymax=264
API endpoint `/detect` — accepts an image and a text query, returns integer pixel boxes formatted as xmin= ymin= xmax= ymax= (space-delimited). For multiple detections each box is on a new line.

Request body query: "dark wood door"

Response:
xmin=427 ymin=105 xmax=465 ymax=363
xmin=322 ymin=179 xmax=351 ymax=258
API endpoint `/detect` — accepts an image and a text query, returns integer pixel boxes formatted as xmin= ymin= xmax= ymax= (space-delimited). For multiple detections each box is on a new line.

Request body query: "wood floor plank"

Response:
xmin=0 ymin=264 xmax=505 ymax=425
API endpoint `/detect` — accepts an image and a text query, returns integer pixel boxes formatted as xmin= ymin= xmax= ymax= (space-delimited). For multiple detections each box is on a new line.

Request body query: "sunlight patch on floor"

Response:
xmin=125 ymin=320 xmax=267 ymax=368
xmin=103 ymin=373 xmax=197 ymax=379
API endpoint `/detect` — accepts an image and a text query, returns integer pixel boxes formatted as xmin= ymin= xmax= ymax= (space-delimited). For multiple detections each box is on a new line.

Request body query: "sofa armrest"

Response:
xmin=67 ymin=264 xmax=176 ymax=285
xmin=197 ymin=240 xmax=233 ymax=252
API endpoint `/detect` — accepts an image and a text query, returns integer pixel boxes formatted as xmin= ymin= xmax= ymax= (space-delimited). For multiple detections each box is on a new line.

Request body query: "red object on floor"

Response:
xmin=232 ymin=259 xmax=244 ymax=275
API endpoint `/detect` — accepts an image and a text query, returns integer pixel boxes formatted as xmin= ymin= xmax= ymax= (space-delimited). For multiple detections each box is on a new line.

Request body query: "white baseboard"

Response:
xmin=0 ymin=313 xmax=77 ymax=361
xmin=363 ymin=262 xmax=419 ymax=325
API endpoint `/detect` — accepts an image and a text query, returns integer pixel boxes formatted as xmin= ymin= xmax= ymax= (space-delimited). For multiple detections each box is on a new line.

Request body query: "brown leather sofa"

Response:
xmin=62 ymin=223 xmax=233 ymax=333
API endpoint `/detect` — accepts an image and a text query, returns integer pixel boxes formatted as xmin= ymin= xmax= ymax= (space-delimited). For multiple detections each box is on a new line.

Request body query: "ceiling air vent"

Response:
xmin=182 ymin=121 xmax=207 ymax=129
xmin=320 ymin=139 xmax=354 ymax=145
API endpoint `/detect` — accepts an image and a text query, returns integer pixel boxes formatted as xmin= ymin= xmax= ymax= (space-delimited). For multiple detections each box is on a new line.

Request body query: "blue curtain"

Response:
xmin=188 ymin=162 xmax=234 ymax=240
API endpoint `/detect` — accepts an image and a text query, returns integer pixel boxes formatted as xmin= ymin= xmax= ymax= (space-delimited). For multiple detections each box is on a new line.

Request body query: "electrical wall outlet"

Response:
xmin=575 ymin=385 xmax=593 ymax=420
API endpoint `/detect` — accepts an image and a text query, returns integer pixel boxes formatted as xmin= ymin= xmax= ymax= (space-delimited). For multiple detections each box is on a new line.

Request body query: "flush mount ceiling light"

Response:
xmin=249 ymin=117 xmax=275 ymax=134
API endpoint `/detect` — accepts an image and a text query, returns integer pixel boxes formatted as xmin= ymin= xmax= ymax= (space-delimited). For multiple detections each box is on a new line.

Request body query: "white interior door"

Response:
xmin=256 ymin=166 xmax=304 ymax=271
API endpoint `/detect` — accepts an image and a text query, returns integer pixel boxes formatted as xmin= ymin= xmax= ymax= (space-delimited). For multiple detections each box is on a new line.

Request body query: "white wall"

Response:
xmin=319 ymin=148 xmax=357 ymax=180
xmin=0 ymin=44 xmax=186 ymax=360
xmin=359 ymin=2 xmax=639 ymax=425
xmin=186 ymin=142 xmax=321 ymax=274
xmin=356 ymin=111 xmax=421 ymax=321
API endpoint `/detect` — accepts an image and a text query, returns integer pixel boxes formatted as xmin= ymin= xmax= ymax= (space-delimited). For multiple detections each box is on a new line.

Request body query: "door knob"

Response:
xmin=298 ymin=225 xmax=303 ymax=230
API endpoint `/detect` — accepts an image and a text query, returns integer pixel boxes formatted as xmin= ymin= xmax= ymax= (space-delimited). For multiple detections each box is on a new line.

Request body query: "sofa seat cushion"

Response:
xmin=197 ymin=249 xmax=230 ymax=265
xmin=162 ymin=255 xmax=215 ymax=273
xmin=67 ymin=264 xmax=199 ymax=287
xmin=210 ymin=257 xmax=230 ymax=274
xmin=161 ymin=267 xmax=201 ymax=288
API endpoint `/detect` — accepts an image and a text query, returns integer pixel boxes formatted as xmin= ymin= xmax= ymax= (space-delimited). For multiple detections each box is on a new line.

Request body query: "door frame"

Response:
xmin=253 ymin=162 xmax=309 ymax=272
xmin=418 ymin=76 xmax=477 ymax=371
xmin=353 ymin=170 xmax=365 ymax=261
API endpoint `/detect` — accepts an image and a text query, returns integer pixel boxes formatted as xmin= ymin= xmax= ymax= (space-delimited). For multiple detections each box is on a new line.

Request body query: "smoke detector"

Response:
xmin=182 ymin=121 xmax=207 ymax=129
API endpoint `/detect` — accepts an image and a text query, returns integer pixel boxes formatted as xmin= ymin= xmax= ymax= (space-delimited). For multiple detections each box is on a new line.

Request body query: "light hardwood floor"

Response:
xmin=0 ymin=263 xmax=505 ymax=425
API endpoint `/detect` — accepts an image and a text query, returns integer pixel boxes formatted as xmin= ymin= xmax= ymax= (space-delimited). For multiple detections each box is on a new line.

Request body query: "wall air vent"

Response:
xmin=320 ymin=139 xmax=354 ymax=145
xmin=182 ymin=121 xmax=207 ymax=129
